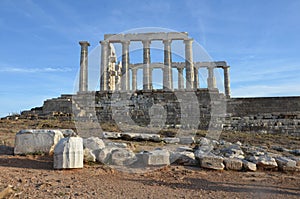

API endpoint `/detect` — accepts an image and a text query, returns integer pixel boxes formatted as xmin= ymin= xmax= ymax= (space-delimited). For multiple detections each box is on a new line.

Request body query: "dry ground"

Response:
xmin=0 ymin=119 xmax=300 ymax=198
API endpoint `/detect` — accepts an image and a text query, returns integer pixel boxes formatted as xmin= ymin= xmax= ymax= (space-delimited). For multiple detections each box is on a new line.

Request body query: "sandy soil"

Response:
xmin=0 ymin=119 xmax=300 ymax=198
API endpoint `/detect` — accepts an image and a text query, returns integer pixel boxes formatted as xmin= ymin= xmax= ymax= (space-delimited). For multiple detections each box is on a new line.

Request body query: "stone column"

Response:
xmin=100 ymin=40 xmax=108 ymax=91
xmin=163 ymin=39 xmax=172 ymax=90
xmin=79 ymin=41 xmax=90 ymax=92
xmin=224 ymin=66 xmax=231 ymax=98
xmin=184 ymin=39 xmax=194 ymax=90
xmin=142 ymin=40 xmax=151 ymax=90
xmin=132 ymin=68 xmax=137 ymax=91
xmin=194 ymin=66 xmax=199 ymax=89
xmin=177 ymin=68 xmax=184 ymax=89
xmin=121 ymin=40 xmax=130 ymax=91
xmin=207 ymin=66 xmax=216 ymax=89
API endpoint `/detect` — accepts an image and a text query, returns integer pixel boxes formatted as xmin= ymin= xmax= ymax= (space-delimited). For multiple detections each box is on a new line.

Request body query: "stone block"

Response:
xmin=224 ymin=158 xmax=243 ymax=171
xmin=83 ymin=137 xmax=105 ymax=151
xmin=248 ymin=155 xmax=278 ymax=169
xmin=83 ymin=148 xmax=96 ymax=162
xmin=142 ymin=149 xmax=170 ymax=166
xmin=14 ymin=129 xmax=64 ymax=155
xmin=111 ymin=148 xmax=137 ymax=166
xmin=162 ymin=137 xmax=180 ymax=144
xmin=170 ymin=151 xmax=197 ymax=166
xmin=179 ymin=136 xmax=195 ymax=145
xmin=199 ymin=155 xmax=224 ymax=170
xmin=242 ymin=160 xmax=257 ymax=171
xmin=54 ymin=137 xmax=83 ymax=169
xmin=275 ymin=156 xmax=297 ymax=171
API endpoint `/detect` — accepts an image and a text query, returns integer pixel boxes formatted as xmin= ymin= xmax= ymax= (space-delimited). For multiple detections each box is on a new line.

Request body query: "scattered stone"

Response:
xmin=83 ymin=137 xmax=105 ymax=151
xmin=102 ymin=132 xmax=121 ymax=139
xmin=162 ymin=137 xmax=180 ymax=144
xmin=291 ymin=149 xmax=300 ymax=156
xmin=142 ymin=149 xmax=170 ymax=166
xmin=121 ymin=133 xmax=161 ymax=142
xmin=96 ymin=147 xmax=117 ymax=164
xmin=249 ymin=155 xmax=277 ymax=169
xmin=224 ymin=158 xmax=243 ymax=171
xmin=271 ymin=146 xmax=290 ymax=153
xmin=54 ymin=137 xmax=83 ymax=169
xmin=105 ymin=142 xmax=127 ymax=148
xmin=83 ymin=148 xmax=96 ymax=162
xmin=290 ymin=157 xmax=300 ymax=167
xmin=111 ymin=148 xmax=137 ymax=166
xmin=221 ymin=145 xmax=244 ymax=159
xmin=179 ymin=136 xmax=195 ymax=145
xmin=242 ymin=160 xmax=257 ymax=171
xmin=170 ymin=151 xmax=198 ymax=166
xmin=194 ymin=146 xmax=214 ymax=159
xmin=275 ymin=156 xmax=298 ymax=171
xmin=176 ymin=146 xmax=194 ymax=152
xmin=14 ymin=129 xmax=64 ymax=155
xmin=199 ymin=155 xmax=225 ymax=170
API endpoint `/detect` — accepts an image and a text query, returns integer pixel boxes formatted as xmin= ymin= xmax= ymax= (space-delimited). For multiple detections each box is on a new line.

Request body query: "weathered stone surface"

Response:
xmin=224 ymin=158 xmax=243 ymax=171
xmin=60 ymin=129 xmax=77 ymax=137
xmin=242 ymin=160 xmax=257 ymax=171
xmin=291 ymin=149 xmax=300 ymax=156
xmin=14 ymin=129 xmax=64 ymax=155
xmin=83 ymin=148 xmax=96 ymax=162
xmin=248 ymin=155 xmax=277 ymax=169
xmin=105 ymin=142 xmax=127 ymax=148
xmin=102 ymin=132 xmax=121 ymax=139
xmin=170 ymin=151 xmax=197 ymax=166
xmin=221 ymin=145 xmax=244 ymax=159
xmin=83 ymin=137 xmax=105 ymax=151
xmin=179 ymin=136 xmax=195 ymax=145
xmin=199 ymin=155 xmax=224 ymax=170
xmin=54 ymin=137 xmax=83 ymax=169
xmin=111 ymin=148 xmax=137 ymax=166
xmin=162 ymin=137 xmax=180 ymax=144
xmin=142 ymin=149 xmax=170 ymax=166
xmin=121 ymin=133 xmax=161 ymax=142
xmin=97 ymin=147 xmax=117 ymax=164
xmin=176 ymin=146 xmax=194 ymax=152
xmin=275 ymin=156 xmax=298 ymax=171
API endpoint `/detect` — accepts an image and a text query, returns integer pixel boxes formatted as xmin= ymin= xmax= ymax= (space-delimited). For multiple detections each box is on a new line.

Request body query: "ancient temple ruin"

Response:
xmin=78 ymin=32 xmax=231 ymax=98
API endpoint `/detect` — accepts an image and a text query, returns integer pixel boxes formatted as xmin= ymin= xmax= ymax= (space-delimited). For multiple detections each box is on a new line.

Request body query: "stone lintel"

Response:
xmin=104 ymin=32 xmax=189 ymax=42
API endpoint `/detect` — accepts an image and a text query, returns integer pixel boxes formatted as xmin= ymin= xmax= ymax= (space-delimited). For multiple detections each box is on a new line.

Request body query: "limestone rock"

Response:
xmin=179 ymin=136 xmax=195 ymax=145
xmin=242 ymin=160 xmax=257 ymax=171
xmin=14 ymin=129 xmax=64 ymax=155
xmin=248 ymin=155 xmax=277 ymax=169
xmin=170 ymin=151 xmax=197 ymax=166
xmin=221 ymin=145 xmax=244 ymax=159
xmin=142 ymin=149 xmax=170 ymax=166
xmin=224 ymin=158 xmax=243 ymax=171
xmin=83 ymin=148 xmax=96 ymax=162
xmin=111 ymin=148 xmax=137 ymax=166
xmin=60 ymin=129 xmax=77 ymax=137
xmin=275 ymin=156 xmax=298 ymax=171
xmin=54 ymin=137 xmax=83 ymax=169
xmin=83 ymin=137 xmax=105 ymax=151
xmin=162 ymin=137 xmax=180 ymax=144
xmin=105 ymin=142 xmax=127 ymax=148
xmin=199 ymin=155 xmax=224 ymax=170
xmin=97 ymin=147 xmax=118 ymax=164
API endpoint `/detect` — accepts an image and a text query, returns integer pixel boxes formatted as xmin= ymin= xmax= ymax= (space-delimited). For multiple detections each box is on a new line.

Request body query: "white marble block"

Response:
xmin=54 ymin=137 xmax=83 ymax=169
xmin=14 ymin=129 xmax=64 ymax=155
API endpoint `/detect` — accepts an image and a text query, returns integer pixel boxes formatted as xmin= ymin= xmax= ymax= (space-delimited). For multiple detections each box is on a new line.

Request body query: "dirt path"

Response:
xmin=0 ymin=155 xmax=300 ymax=198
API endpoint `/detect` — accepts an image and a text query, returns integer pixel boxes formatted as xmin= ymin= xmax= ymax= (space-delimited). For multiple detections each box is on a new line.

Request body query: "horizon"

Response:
xmin=1 ymin=0 xmax=300 ymax=117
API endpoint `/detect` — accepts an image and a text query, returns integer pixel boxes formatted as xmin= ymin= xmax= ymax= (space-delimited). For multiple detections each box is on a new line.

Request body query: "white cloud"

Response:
xmin=0 ymin=66 xmax=72 ymax=73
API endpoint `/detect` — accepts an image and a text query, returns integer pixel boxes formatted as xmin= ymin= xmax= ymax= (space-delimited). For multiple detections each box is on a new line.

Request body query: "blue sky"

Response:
xmin=0 ymin=0 xmax=300 ymax=117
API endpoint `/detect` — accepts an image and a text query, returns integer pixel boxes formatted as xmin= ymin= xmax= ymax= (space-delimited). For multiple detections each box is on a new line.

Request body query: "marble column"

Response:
xmin=194 ymin=66 xmax=199 ymax=89
xmin=100 ymin=40 xmax=108 ymax=91
xmin=142 ymin=40 xmax=151 ymax=90
xmin=224 ymin=66 xmax=231 ymax=98
xmin=79 ymin=41 xmax=90 ymax=92
xmin=121 ymin=40 xmax=130 ymax=91
xmin=184 ymin=39 xmax=194 ymax=90
xmin=177 ymin=68 xmax=184 ymax=89
xmin=163 ymin=39 xmax=172 ymax=90
xmin=207 ymin=66 xmax=216 ymax=89
xmin=132 ymin=68 xmax=137 ymax=91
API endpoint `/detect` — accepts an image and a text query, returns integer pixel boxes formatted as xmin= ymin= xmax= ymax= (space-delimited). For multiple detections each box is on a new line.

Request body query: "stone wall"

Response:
xmin=19 ymin=92 xmax=300 ymax=135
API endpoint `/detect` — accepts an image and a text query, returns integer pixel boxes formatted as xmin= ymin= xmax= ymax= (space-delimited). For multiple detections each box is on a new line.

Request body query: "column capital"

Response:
xmin=121 ymin=40 xmax=130 ymax=46
xmin=79 ymin=41 xmax=90 ymax=47
xmin=183 ymin=38 xmax=194 ymax=44
xmin=162 ymin=39 xmax=172 ymax=45
xmin=142 ymin=40 xmax=151 ymax=47
xmin=100 ymin=40 xmax=109 ymax=45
